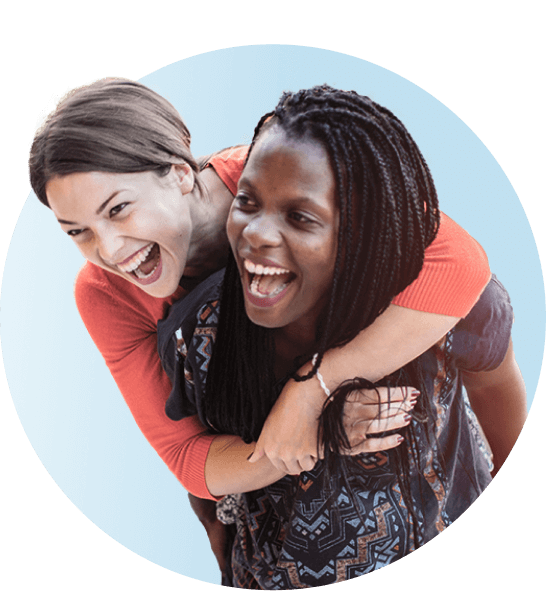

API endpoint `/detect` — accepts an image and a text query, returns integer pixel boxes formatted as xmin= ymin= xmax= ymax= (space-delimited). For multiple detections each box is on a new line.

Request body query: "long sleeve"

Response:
xmin=74 ymin=262 xmax=217 ymax=499
xmin=392 ymin=212 xmax=490 ymax=316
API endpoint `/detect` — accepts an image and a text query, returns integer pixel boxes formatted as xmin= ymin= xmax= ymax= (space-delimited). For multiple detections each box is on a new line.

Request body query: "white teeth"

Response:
xmin=134 ymin=259 xmax=160 ymax=279
xmin=249 ymin=274 xmax=290 ymax=299
xmin=243 ymin=259 xmax=290 ymax=276
xmin=117 ymin=243 xmax=154 ymax=273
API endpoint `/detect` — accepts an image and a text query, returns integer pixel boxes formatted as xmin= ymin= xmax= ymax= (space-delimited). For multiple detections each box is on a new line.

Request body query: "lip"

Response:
xmin=116 ymin=242 xmax=155 ymax=271
xmin=241 ymin=255 xmax=291 ymax=272
xmin=240 ymin=254 xmax=295 ymax=308
xmin=131 ymin=252 xmax=163 ymax=286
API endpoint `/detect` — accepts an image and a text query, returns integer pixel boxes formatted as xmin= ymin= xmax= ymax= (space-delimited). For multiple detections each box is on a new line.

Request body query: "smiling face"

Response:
xmin=46 ymin=165 xmax=196 ymax=298
xmin=227 ymin=126 xmax=339 ymax=342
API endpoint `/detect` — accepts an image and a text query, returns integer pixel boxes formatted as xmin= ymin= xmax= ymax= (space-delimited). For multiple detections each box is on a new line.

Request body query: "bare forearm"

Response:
xmin=205 ymin=435 xmax=287 ymax=497
xmin=319 ymin=305 xmax=459 ymax=387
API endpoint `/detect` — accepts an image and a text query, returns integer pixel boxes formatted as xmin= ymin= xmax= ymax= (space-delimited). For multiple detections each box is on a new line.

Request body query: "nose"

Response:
xmin=242 ymin=213 xmax=282 ymax=250
xmin=96 ymin=225 xmax=125 ymax=264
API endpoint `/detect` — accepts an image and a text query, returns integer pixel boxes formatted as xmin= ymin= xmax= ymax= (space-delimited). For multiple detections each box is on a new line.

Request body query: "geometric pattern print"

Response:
xmin=204 ymin=326 xmax=491 ymax=588
xmin=181 ymin=300 xmax=219 ymax=386
xmin=175 ymin=328 xmax=194 ymax=386
xmin=231 ymin=461 xmax=409 ymax=588
xmin=227 ymin=338 xmax=477 ymax=588
xmin=189 ymin=299 xmax=220 ymax=377
xmin=421 ymin=337 xmax=450 ymax=534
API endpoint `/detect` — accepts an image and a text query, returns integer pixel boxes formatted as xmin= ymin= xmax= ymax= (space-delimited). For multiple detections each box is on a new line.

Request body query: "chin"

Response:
xmin=244 ymin=305 xmax=283 ymax=330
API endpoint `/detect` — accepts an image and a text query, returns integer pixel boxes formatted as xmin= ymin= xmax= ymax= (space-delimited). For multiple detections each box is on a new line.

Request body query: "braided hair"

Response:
xmin=205 ymin=85 xmax=441 ymax=545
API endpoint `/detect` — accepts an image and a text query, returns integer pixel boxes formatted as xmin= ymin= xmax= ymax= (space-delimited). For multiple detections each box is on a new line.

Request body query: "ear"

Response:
xmin=172 ymin=162 xmax=195 ymax=195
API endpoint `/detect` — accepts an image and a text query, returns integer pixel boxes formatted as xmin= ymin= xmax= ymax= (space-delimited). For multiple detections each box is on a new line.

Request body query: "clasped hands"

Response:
xmin=248 ymin=376 xmax=419 ymax=475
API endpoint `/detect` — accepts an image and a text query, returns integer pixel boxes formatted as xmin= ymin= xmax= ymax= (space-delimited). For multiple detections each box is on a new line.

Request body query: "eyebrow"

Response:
xmin=57 ymin=191 xmax=123 ymax=225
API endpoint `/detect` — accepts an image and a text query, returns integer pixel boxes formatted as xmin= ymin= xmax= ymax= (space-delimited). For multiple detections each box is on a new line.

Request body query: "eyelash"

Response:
xmin=66 ymin=203 xmax=129 ymax=237
xmin=234 ymin=194 xmax=256 ymax=209
xmin=235 ymin=194 xmax=316 ymax=227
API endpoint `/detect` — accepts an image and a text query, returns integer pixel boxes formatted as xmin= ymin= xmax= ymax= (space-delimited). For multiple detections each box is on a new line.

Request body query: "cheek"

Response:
xmin=226 ymin=210 xmax=244 ymax=249
xmin=308 ymin=236 xmax=337 ymax=288
xmin=74 ymin=236 xmax=95 ymax=261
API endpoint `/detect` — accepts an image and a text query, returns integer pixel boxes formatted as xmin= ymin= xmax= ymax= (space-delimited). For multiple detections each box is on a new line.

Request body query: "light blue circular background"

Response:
xmin=2 ymin=45 xmax=544 ymax=584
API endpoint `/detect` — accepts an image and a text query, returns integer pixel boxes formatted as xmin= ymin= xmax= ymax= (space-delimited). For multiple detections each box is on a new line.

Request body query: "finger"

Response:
xmin=343 ymin=433 xmax=405 ymax=455
xmin=298 ymin=455 xmax=318 ymax=472
xmin=284 ymin=453 xmax=319 ymax=474
xmin=247 ymin=445 xmax=264 ymax=464
xmin=347 ymin=412 xmax=411 ymax=446
xmin=283 ymin=458 xmax=305 ymax=475
xmin=366 ymin=412 xmax=412 ymax=435
xmin=317 ymin=443 xmax=325 ymax=461
xmin=346 ymin=386 xmax=419 ymax=406
xmin=345 ymin=397 xmax=417 ymax=427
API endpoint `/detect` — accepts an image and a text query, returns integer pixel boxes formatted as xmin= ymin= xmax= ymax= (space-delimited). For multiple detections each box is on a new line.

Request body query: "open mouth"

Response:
xmin=244 ymin=259 xmax=296 ymax=300
xmin=117 ymin=243 xmax=161 ymax=283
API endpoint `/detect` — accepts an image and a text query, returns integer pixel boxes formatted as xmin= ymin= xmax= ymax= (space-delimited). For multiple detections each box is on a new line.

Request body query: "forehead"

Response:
xmin=243 ymin=126 xmax=334 ymax=193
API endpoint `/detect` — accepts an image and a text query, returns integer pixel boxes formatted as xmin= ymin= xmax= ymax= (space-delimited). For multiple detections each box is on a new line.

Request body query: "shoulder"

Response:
xmin=205 ymin=145 xmax=249 ymax=195
xmin=450 ymin=275 xmax=514 ymax=372
xmin=392 ymin=213 xmax=491 ymax=317
xmin=74 ymin=261 xmax=118 ymax=317
xmin=75 ymin=261 xmax=184 ymax=344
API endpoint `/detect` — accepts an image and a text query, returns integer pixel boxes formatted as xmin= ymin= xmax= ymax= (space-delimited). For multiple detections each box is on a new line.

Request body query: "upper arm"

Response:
xmin=74 ymin=266 xmax=216 ymax=498
xmin=461 ymin=339 xmax=519 ymax=392
xmin=392 ymin=212 xmax=491 ymax=317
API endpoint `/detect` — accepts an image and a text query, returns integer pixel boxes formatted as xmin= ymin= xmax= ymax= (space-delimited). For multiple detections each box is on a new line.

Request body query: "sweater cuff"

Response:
xmin=177 ymin=419 xmax=222 ymax=501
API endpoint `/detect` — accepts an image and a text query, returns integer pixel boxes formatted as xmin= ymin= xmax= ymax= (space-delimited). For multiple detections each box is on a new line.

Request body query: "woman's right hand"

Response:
xmin=340 ymin=386 xmax=419 ymax=455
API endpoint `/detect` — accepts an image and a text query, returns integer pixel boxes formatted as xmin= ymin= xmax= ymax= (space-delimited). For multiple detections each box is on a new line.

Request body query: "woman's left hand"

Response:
xmin=248 ymin=376 xmax=417 ymax=474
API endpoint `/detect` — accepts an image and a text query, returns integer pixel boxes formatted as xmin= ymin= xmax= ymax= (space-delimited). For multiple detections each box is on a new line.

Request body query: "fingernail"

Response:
xmin=410 ymin=390 xmax=420 ymax=399
xmin=403 ymin=414 xmax=412 ymax=423
xmin=396 ymin=435 xmax=405 ymax=444
xmin=247 ymin=453 xmax=254 ymax=461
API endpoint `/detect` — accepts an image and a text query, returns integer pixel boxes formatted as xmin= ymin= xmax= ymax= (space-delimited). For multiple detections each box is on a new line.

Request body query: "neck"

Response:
xmin=183 ymin=167 xmax=234 ymax=277
xmin=273 ymin=323 xmax=318 ymax=380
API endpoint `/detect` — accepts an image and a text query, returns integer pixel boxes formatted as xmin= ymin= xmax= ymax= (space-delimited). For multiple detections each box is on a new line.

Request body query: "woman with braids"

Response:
xmin=31 ymin=79 xmax=496 ymax=581
xmin=159 ymin=85 xmax=526 ymax=587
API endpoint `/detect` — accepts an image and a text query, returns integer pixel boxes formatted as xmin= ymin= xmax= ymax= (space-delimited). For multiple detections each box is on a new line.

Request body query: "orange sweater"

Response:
xmin=75 ymin=145 xmax=490 ymax=499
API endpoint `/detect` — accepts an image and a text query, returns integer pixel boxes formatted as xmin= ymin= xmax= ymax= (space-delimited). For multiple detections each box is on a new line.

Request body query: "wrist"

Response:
xmin=313 ymin=350 xmax=341 ymax=392
xmin=289 ymin=363 xmax=327 ymax=410
xmin=312 ymin=354 xmax=331 ymax=397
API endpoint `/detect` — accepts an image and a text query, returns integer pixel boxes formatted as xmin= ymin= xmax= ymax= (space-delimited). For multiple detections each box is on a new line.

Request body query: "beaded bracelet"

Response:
xmin=312 ymin=353 xmax=331 ymax=397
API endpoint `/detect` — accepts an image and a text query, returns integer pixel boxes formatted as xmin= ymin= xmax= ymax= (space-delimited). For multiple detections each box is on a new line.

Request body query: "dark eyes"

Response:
xmin=234 ymin=194 xmax=255 ymax=209
xmin=288 ymin=211 xmax=313 ymax=225
xmin=234 ymin=194 xmax=316 ymax=226
xmin=66 ymin=202 xmax=129 ymax=237
xmin=109 ymin=202 xmax=128 ymax=216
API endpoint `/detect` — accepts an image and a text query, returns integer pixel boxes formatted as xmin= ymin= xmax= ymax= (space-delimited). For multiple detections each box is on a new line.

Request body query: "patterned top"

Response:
xmin=158 ymin=272 xmax=513 ymax=587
